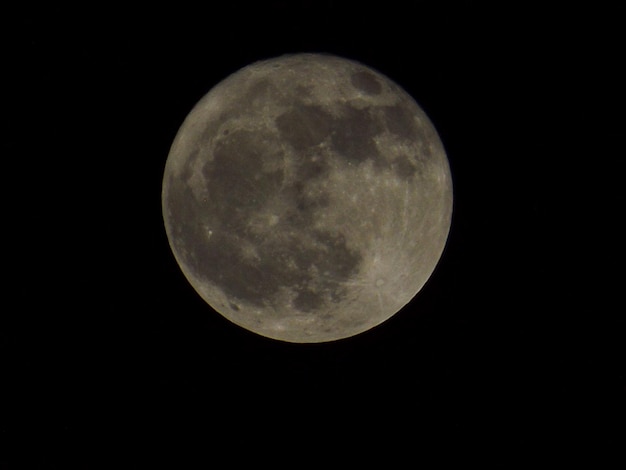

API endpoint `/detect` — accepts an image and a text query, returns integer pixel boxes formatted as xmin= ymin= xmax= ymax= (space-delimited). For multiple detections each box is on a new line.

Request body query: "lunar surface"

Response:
xmin=162 ymin=53 xmax=452 ymax=343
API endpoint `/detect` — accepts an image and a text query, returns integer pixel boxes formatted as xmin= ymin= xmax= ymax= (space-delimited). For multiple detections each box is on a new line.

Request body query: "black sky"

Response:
xmin=3 ymin=2 xmax=624 ymax=464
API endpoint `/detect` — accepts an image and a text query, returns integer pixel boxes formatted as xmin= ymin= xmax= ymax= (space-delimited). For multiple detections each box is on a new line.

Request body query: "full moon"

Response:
xmin=162 ymin=53 xmax=452 ymax=343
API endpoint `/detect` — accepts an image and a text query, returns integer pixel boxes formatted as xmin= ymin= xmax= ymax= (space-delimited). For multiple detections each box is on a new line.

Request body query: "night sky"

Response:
xmin=4 ymin=2 xmax=624 ymax=464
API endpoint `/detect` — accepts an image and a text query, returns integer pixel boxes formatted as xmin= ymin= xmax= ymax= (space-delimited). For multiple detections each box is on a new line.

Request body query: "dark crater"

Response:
xmin=298 ymin=154 xmax=328 ymax=180
xmin=202 ymin=129 xmax=284 ymax=229
xmin=330 ymin=104 xmax=383 ymax=165
xmin=392 ymin=154 xmax=419 ymax=180
xmin=292 ymin=288 xmax=325 ymax=313
xmin=381 ymin=104 xmax=417 ymax=141
xmin=185 ymin=225 xmax=362 ymax=313
xmin=166 ymin=175 xmax=204 ymax=242
xmin=275 ymin=105 xmax=333 ymax=150
xmin=350 ymin=70 xmax=382 ymax=95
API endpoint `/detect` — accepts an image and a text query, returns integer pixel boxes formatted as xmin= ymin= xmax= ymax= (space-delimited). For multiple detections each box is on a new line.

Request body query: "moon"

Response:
xmin=162 ymin=53 xmax=453 ymax=343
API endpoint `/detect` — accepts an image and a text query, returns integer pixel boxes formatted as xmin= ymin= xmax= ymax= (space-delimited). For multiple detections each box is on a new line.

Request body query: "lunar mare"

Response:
xmin=162 ymin=53 xmax=452 ymax=343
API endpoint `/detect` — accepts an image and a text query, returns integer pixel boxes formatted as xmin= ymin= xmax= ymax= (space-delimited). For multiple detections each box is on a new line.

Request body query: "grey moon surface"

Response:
xmin=162 ymin=53 xmax=453 ymax=343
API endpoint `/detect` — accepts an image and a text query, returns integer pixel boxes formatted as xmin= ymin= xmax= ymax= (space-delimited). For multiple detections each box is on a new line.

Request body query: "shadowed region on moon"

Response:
xmin=162 ymin=53 xmax=453 ymax=342
xmin=275 ymin=105 xmax=333 ymax=150
xmin=350 ymin=70 xmax=383 ymax=95
xmin=330 ymin=105 xmax=383 ymax=164
xmin=167 ymin=120 xmax=362 ymax=309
